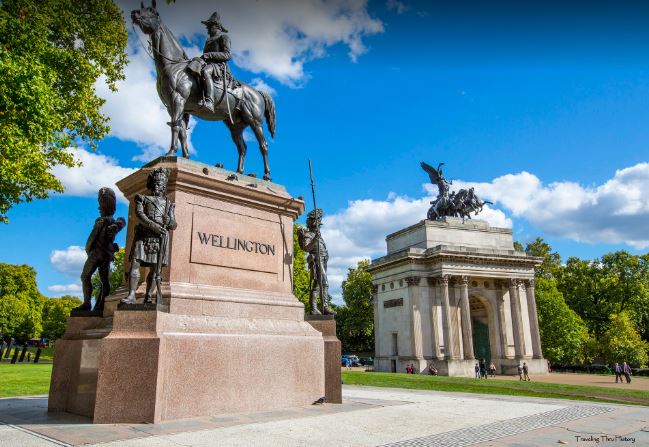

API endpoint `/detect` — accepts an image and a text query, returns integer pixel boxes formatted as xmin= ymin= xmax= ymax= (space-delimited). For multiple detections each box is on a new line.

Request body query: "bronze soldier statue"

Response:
xmin=121 ymin=168 xmax=177 ymax=305
xmin=297 ymin=209 xmax=335 ymax=315
xmin=197 ymin=11 xmax=231 ymax=113
xmin=76 ymin=188 xmax=125 ymax=312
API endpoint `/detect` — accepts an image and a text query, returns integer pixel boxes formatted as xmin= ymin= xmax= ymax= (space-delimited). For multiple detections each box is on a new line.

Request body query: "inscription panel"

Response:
xmin=384 ymin=298 xmax=404 ymax=309
xmin=190 ymin=208 xmax=281 ymax=274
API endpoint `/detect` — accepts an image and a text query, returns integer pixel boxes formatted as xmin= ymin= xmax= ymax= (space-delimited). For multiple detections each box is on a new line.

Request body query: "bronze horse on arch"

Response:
xmin=131 ymin=1 xmax=276 ymax=180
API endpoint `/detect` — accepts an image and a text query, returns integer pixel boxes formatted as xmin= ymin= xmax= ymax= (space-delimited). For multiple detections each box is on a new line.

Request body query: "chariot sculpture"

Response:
xmin=421 ymin=161 xmax=492 ymax=220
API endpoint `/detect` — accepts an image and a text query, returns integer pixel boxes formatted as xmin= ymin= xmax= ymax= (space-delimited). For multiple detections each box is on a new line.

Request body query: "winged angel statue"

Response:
xmin=420 ymin=161 xmax=492 ymax=221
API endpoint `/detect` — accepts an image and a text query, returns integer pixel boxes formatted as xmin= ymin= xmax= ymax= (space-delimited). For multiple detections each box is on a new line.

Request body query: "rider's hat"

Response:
xmin=201 ymin=11 xmax=228 ymax=32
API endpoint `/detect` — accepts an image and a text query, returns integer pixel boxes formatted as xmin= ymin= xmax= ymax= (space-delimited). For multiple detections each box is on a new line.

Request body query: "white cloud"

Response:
xmin=47 ymin=283 xmax=83 ymax=297
xmin=250 ymin=78 xmax=277 ymax=96
xmin=51 ymin=148 xmax=135 ymax=202
xmin=50 ymin=246 xmax=86 ymax=277
xmin=386 ymin=0 xmax=410 ymax=14
xmin=454 ymin=162 xmax=649 ymax=248
xmin=322 ymin=190 xmax=511 ymax=302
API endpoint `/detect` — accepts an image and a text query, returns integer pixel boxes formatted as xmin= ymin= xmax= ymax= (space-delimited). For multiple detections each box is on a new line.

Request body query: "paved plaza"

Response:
xmin=1 ymin=385 xmax=647 ymax=447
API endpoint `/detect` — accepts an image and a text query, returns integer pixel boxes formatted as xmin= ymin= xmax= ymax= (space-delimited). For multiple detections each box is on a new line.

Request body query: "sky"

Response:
xmin=2 ymin=0 xmax=649 ymax=302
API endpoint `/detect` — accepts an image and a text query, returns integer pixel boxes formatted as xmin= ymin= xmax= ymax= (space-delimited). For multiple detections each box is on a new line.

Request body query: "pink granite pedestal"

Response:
xmin=305 ymin=315 xmax=342 ymax=404
xmin=49 ymin=157 xmax=325 ymax=423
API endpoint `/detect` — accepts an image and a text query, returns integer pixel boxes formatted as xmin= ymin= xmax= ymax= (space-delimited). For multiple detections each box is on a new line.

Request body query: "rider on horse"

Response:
xmin=197 ymin=11 xmax=231 ymax=113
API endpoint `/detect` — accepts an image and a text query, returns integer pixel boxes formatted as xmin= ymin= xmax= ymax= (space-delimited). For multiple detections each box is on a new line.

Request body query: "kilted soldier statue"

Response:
xmin=297 ymin=208 xmax=335 ymax=315
xmin=121 ymin=168 xmax=177 ymax=305
xmin=76 ymin=188 xmax=126 ymax=312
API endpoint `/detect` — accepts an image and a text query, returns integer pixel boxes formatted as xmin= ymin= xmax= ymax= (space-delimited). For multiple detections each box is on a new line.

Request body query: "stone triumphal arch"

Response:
xmin=367 ymin=218 xmax=548 ymax=376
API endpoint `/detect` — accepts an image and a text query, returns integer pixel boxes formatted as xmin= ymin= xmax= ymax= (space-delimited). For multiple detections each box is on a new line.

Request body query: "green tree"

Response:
xmin=599 ymin=252 xmax=649 ymax=339
xmin=534 ymin=278 xmax=592 ymax=364
xmin=0 ymin=294 xmax=32 ymax=341
xmin=558 ymin=257 xmax=610 ymax=337
xmin=513 ymin=241 xmax=524 ymax=252
xmin=0 ymin=263 xmax=45 ymax=340
xmin=0 ymin=0 xmax=128 ymax=222
xmin=600 ymin=312 xmax=649 ymax=367
xmin=335 ymin=260 xmax=374 ymax=353
xmin=91 ymin=248 xmax=125 ymax=300
xmin=292 ymin=224 xmax=311 ymax=312
xmin=524 ymin=237 xmax=562 ymax=280
xmin=558 ymin=251 xmax=649 ymax=339
xmin=41 ymin=295 xmax=82 ymax=341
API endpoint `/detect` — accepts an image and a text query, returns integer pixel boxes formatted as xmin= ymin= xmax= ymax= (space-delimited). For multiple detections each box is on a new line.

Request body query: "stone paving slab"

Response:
xmin=0 ymin=386 xmax=647 ymax=446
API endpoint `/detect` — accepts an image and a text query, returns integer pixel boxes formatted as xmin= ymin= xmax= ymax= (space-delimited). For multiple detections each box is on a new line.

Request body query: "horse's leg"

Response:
xmin=225 ymin=121 xmax=247 ymax=173
xmin=179 ymin=113 xmax=190 ymax=158
xmin=250 ymin=121 xmax=271 ymax=181
xmin=167 ymin=93 xmax=187 ymax=158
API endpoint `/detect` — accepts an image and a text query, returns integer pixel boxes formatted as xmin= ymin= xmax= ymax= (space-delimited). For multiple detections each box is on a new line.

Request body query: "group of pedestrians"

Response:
xmin=474 ymin=358 xmax=496 ymax=378
xmin=614 ymin=362 xmax=633 ymax=383
xmin=405 ymin=363 xmax=417 ymax=374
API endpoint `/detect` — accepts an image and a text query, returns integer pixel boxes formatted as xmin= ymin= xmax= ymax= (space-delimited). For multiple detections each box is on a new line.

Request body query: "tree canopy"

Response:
xmin=534 ymin=277 xmax=592 ymax=364
xmin=0 ymin=263 xmax=45 ymax=340
xmin=0 ymin=0 xmax=128 ymax=222
xmin=41 ymin=295 xmax=81 ymax=341
xmin=335 ymin=260 xmax=374 ymax=353
xmin=292 ymin=224 xmax=311 ymax=312
xmin=600 ymin=312 xmax=649 ymax=367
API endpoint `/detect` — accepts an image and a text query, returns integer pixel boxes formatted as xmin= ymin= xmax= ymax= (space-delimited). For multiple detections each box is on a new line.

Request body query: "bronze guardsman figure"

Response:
xmin=297 ymin=209 xmax=335 ymax=315
xmin=121 ymin=168 xmax=177 ymax=305
xmin=197 ymin=11 xmax=231 ymax=113
xmin=76 ymin=188 xmax=126 ymax=312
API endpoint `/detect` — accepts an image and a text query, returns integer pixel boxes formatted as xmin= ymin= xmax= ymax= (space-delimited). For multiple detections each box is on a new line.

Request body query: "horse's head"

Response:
xmin=132 ymin=0 xmax=161 ymax=35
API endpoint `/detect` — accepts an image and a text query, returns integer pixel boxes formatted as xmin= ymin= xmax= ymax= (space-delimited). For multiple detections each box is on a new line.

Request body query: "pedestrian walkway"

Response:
xmin=490 ymin=372 xmax=649 ymax=391
xmin=0 ymin=386 xmax=646 ymax=446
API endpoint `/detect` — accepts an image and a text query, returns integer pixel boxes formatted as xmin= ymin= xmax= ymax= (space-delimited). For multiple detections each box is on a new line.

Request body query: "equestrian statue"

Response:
xmin=421 ymin=161 xmax=492 ymax=220
xmin=132 ymin=2 xmax=276 ymax=180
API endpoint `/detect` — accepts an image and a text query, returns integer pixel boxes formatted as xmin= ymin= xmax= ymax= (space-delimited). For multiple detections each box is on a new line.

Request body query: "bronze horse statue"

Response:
xmin=131 ymin=1 xmax=276 ymax=180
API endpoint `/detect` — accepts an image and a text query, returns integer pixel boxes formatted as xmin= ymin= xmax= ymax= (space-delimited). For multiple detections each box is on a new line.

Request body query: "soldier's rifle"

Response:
xmin=155 ymin=200 xmax=174 ymax=305
xmin=308 ymin=160 xmax=325 ymax=314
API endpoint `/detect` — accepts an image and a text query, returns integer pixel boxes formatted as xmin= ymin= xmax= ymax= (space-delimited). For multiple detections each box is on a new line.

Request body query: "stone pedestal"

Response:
xmin=49 ymin=157 xmax=325 ymax=423
xmin=305 ymin=315 xmax=342 ymax=404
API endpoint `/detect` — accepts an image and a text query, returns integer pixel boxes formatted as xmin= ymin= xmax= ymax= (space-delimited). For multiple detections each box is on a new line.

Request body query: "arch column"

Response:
xmin=439 ymin=275 xmax=457 ymax=359
xmin=426 ymin=277 xmax=442 ymax=359
xmin=494 ymin=281 xmax=511 ymax=359
xmin=406 ymin=276 xmax=423 ymax=359
xmin=458 ymin=276 xmax=474 ymax=360
xmin=508 ymin=279 xmax=526 ymax=359
xmin=525 ymin=279 xmax=543 ymax=359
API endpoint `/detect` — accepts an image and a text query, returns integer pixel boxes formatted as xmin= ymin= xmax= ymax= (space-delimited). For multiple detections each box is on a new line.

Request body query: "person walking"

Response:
xmin=614 ymin=362 xmax=623 ymax=383
xmin=523 ymin=362 xmax=530 ymax=381
xmin=475 ymin=362 xmax=480 ymax=378
xmin=480 ymin=359 xmax=487 ymax=379
xmin=517 ymin=364 xmax=523 ymax=381
xmin=623 ymin=361 xmax=632 ymax=383
xmin=345 ymin=357 xmax=352 ymax=371
xmin=489 ymin=361 xmax=496 ymax=377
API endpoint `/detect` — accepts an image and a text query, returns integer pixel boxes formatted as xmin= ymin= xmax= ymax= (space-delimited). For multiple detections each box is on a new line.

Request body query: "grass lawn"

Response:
xmin=342 ymin=371 xmax=649 ymax=406
xmin=0 ymin=364 xmax=52 ymax=398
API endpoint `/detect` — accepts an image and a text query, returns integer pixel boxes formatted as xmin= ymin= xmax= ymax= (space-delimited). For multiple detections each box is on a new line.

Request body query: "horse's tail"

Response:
xmin=259 ymin=91 xmax=276 ymax=138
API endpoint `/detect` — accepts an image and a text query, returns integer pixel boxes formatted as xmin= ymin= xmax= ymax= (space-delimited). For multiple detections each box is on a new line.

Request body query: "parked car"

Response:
xmin=359 ymin=357 xmax=374 ymax=366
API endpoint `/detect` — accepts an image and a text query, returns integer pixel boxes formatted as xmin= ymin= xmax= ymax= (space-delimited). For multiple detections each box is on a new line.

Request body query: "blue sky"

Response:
xmin=2 ymin=0 xmax=649 ymax=301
